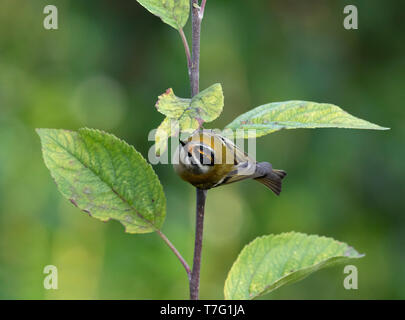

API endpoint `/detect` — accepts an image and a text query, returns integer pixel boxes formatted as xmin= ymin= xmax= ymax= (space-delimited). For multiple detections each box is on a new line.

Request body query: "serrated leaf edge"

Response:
xmin=36 ymin=127 xmax=166 ymax=234
xmin=224 ymin=231 xmax=364 ymax=300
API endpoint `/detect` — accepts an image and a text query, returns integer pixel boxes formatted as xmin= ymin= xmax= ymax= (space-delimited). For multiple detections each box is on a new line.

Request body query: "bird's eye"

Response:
xmin=196 ymin=145 xmax=215 ymax=166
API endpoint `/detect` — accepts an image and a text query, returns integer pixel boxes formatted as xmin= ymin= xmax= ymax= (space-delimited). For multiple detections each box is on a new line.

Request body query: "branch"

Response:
xmin=189 ymin=188 xmax=207 ymax=300
xmin=189 ymin=0 xmax=207 ymax=300
xmin=156 ymin=229 xmax=191 ymax=280
xmin=161 ymin=1 xmax=207 ymax=289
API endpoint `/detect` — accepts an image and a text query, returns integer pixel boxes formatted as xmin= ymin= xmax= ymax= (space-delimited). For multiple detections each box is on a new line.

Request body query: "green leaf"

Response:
xmin=155 ymin=88 xmax=190 ymax=118
xmin=224 ymin=232 xmax=364 ymax=300
xmin=224 ymin=101 xmax=389 ymax=138
xmin=136 ymin=0 xmax=190 ymax=30
xmin=154 ymin=83 xmax=224 ymax=155
xmin=156 ymin=84 xmax=224 ymax=122
xmin=37 ymin=128 xmax=166 ymax=234
xmin=154 ymin=117 xmax=180 ymax=157
xmin=189 ymin=83 xmax=225 ymax=122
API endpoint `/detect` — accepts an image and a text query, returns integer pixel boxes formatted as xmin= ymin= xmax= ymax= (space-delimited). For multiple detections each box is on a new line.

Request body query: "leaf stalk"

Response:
xmin=156 ymin=229 xmax=191 ymax=280
xmin=179 ymin=28 xmax=192 ymax=76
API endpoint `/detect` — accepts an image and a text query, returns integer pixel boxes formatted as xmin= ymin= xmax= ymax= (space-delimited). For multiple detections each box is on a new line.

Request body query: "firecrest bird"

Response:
xmin=173 ymin=130 xmax=286 ymax=194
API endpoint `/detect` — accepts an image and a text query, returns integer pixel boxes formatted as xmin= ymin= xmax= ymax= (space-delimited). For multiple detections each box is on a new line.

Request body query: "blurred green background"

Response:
xmin=0 ymin=0 xmax=404 ymax=299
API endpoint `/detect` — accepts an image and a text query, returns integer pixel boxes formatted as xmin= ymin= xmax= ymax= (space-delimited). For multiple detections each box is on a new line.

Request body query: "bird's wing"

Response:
xmin=213 ymin=161 xmax=257 ymax=187
xmin=219 ymin=135 xmax=255 ymax=164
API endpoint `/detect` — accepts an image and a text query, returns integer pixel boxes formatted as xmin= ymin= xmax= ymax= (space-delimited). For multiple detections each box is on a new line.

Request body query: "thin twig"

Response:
xmin=179 ymin=28 xmax=192 ymax=76
xmin=199 ymin=0 xmax=207 ymax=19
xmin=156 ymin=229 xmax=191 ymax=280
xmin=189 ymin=188 xmax=207 ymax=300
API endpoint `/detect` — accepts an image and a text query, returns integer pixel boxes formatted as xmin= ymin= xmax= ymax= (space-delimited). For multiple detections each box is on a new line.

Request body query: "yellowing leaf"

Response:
xmin=155 ymin=88 xmax=190 ymax=118
xmin=155 ymin=117 xmax=179 ymax=157
xmin=188 ymin=83 xmax=224 ymax=122
xmin=136 ymin=0 xmax=190 ymax=30
xmin=154 ymin=83 xmax=224 ymax=155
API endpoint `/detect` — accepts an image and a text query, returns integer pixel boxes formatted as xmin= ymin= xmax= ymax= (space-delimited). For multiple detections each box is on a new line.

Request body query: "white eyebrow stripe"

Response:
xmin=191 ymin=143 xmax=216 ymax=165
xmin=194 ymin=142 xmax=215 ymax=154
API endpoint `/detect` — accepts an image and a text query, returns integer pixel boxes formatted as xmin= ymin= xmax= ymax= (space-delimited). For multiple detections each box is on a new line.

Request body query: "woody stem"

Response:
xmin=189 ymin=188 xmax=207 ymax=300
xmin=190 ymin=0 xmax=202 ymax=97
xmin=189 ymin=0 xmax=206 ymax=300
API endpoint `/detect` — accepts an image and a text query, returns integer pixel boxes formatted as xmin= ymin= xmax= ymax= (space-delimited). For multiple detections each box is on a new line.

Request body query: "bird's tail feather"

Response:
xmin=255 ymin=168 xmax=287 ymax=195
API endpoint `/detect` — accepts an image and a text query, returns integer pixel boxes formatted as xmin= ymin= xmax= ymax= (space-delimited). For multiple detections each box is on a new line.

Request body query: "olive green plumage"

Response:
xmin=173 ymin=131 xmax=286 ymax=194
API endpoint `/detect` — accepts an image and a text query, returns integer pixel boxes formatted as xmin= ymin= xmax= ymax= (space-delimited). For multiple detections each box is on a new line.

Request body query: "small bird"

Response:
xmin=173 ymin=130 xmax=286 ymax=194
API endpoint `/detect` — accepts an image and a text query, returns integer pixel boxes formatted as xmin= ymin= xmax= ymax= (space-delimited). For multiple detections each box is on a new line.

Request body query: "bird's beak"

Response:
xmin=179 ymin=139 xmax=186 ymax=147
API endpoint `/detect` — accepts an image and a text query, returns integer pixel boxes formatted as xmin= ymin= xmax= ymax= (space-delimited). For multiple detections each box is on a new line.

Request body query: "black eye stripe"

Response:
xmin=209 ymin=150 xmax=215 ymax=166
xmin=192 ymin=145 xmax=215 ymax=166
xmin=199 ymin=152 xmax=205 ymax=164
